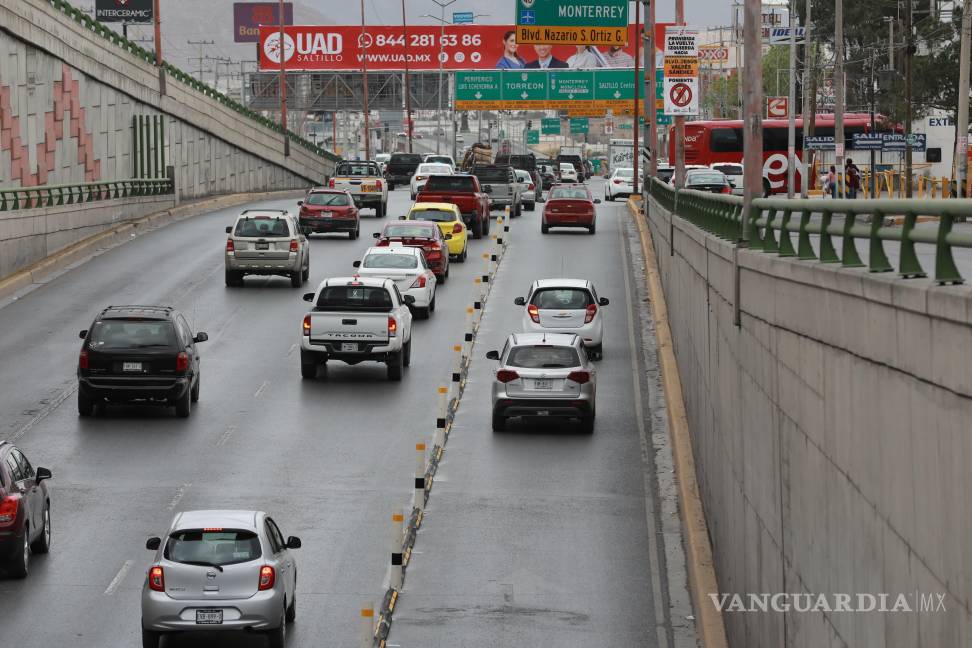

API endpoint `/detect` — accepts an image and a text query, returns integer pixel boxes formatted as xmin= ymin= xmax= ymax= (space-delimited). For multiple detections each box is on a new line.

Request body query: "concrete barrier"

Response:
xmin=644 ymin=194 xmax=972 ymax=647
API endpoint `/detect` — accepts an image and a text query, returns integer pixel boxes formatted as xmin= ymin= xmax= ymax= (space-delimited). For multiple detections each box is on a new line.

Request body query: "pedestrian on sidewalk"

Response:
xmin=825 ymin=165 xmax=837 ymax=198
xmin=846 ymin=159 xmax=861 ymax=199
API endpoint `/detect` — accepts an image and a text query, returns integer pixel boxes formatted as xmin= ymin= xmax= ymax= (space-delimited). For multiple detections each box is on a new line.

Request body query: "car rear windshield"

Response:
xmin=657 ymin=168 xmax=675 ymax=182
xmin=390 ymin=154 xmax=422 ymax=165
xmin=496 ymin=154 xmax=536 ymax=169
xmin=336 ymin=162 xmax=379 ymax=176
xmin=234 ymin=217 xmax=290 ymax=237
xmin=89 ymin=320 xmax=177 ymax=350
xmin=473 ymin=168 xmax=512 ymax=183
xmin=423 ymin=176 xmax=476 ymax=192
xmin=507 ymin=345 xmax=581 ymax=369
xmin=532 ymin=288 xmax=592 ymax=309
xmin=306 ymin=193 xmax=350 ymax=206
xmin=549 ymin=187 xmax=590 ymax=200
xmin=711 ymin=164 xmax=743 ymax=175
xmin=615 ymin=168 xmax=634 ymax=178
xmin=417 ymin=164 xmax=451 ymax=175
xmin=363 ymin=254 xmax=418 ymax=269
xmin=383 ymin=224 xmax=436 ymax=239
xmin=165 ymin=529 xmax=262 ymax=567
xmin=409 ymin=209 xmax=455 ymax=223
xmin=425 ymin=156 xmax=452 ymax=165
xmin=688 ymin=172 xmax=727 ymax=185
xmin=315 ymin=286 xmax=393 ymax=312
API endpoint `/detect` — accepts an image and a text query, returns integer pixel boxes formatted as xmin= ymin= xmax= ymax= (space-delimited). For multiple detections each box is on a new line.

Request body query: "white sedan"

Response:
xmin=411 ymin=163 xmax=453 ymax=199
xmin=605 ymin=167 xmax=637 ymax=201
xmin=559 ymin=163 xmax=578 ymax=183
xmin=352 ymin=246 xmax=438 ymax=318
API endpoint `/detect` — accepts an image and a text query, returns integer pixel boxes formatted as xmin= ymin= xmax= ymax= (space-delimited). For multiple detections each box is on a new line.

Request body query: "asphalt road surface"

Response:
xmin=0 ymin=180 xmax=673 ymax=647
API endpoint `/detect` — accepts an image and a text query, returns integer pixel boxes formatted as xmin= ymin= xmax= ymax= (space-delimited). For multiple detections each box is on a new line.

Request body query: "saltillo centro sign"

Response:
xmin=516 ymin=0 xmax=628 ymax=46
xmin=95 ymin=0 xmax=153 ymax=23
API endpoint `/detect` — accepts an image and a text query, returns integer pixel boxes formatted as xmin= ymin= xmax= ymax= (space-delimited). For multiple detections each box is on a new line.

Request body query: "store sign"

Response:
xmin=516 ymin=0 xmax=628 ymax=46
xmin=95 ymin=0 xmax=153 ymax=23
xmin=234 ymin=3 xmax=294 ymax=43
xmin=663 ymin=27 xmax=699 ymax=116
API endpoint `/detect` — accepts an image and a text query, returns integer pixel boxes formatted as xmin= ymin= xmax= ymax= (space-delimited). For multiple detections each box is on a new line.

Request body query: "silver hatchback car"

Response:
xmin=486 ymin=332 xmax=597 ymax=433
xmin=225 ymin=210 xmax=310 ymax=287
xmin=141 ymin=510 xmax=301 ymax=648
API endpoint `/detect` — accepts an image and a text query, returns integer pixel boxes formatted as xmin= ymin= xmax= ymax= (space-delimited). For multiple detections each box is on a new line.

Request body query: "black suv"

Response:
xmin=77 ymin=306 xmax=209 ymax=418
xmin=0 ymin=442 xmax=52 ymax=578
xmin=384 ymin=153 xmax=423 ymax=189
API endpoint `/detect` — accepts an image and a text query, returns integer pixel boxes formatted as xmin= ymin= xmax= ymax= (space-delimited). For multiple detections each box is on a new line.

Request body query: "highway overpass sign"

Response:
xmin=516 ymin=0 xmax=628 ymax=46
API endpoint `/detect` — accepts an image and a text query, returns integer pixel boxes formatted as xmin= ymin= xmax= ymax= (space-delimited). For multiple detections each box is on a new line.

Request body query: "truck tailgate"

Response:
xmin=310 ymin=312 xmax=389 ymax=344
xmin=416 ymin=192 xmax=476 ymax=208
xmin=334 ymin=178 xmax=382 ymax=195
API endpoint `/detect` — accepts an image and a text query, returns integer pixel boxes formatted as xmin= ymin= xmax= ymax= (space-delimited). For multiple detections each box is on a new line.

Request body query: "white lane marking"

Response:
xmin=104 ymin=560 xmax=134 ymax=595
xmin=10 ymin=383 xmax=78 ymax=442
xmin=254 ymin=380 xmax=269 ymax=399
xmin=619 ymin=218 xmax=670 ymax=648
xmin=286 ymin=343 xmax=297 ymax=357
xmin=165 ymin=483 xmax=192 ymax=512
xmin=215 ymin=424 xmax=236 ymax=447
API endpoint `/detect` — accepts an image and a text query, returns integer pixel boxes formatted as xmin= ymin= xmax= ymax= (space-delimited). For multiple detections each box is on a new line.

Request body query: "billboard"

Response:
xmin=234 ymin=3 xmax=294 ymax=43
xmin=258 ymin=23 xmax=669 ymax=72
xmin=95 ymin=0 xmax=153 ymax=23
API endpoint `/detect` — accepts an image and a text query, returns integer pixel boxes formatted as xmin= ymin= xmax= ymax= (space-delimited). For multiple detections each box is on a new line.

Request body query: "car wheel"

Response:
xmin=7 ymin=529 xmax=28 ymax=579
xmin=416 ymin=305 xmax=431 ymax=320
xmin=387 ymin=350 xmax=404 ymax=381
xmin=31 ymin=504 xmax=51 ymax=554
xmin=349 ymin=227 xmax=358 ymax=240
xmin=589 ymin=223 xmax=596 ymax=235
xmin=460 ymin=246 xmax=468 ymax=262
xmin=580 ymin=414 xmax=595 ymax=434
xmin=190 ymin=374 xmax=200 ymax=403
xmin=605 ymin=193 xmax=613 ymax=202
xmin=589 ymin=343 xmax=603 ymax=361
xmin=286 ymin=590 xmax=297 ymax=623
xmin=410 ymin=192 xmax=416 ymax=200
xmin=225 ymin=270 xmax=242 ymax=287
xmin=266 ymin=606 xmax=286 ymax=648
xmin=377 ymin=202 xmax=386 ymax=218
xmin=300 ymin=350 xmax=318 ymax=380
xmin=403 ymin=338 xmax=412 ymax=367
xmin=388 ymin=183 xmax=395 ymax=191
xmin=429 ymin=292 xmax=436 ymax=313
xmin=78 ymin=389 xmax=94 ymax=417
xmin=541 ymin=223 xmax=549 ymax=234
xmin=174 ymin=387 xmax=191 ymax=418
xmin=491 ymin=411 xmax=507 ymax=433
xmin=526 ymin=202 xmax=535 ymax=211
xmin=473 ymin=219 xmax=483 ymax=239
xmin=141 ymin=627 xmax=162 ymax=648
xmin=290 ymin=271 xmax=302 ymax=288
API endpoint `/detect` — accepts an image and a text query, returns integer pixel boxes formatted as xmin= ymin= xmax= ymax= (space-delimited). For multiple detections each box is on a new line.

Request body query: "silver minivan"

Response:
xmin=141 ymin=510 xmax=301 ymax=648
xmin=225 ymin=210 xmax=310 ymax=287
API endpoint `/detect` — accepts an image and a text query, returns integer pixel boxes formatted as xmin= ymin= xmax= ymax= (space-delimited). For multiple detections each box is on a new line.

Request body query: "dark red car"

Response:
xmin=0 ymin=441 xmax=52 ymax=578
xmin=541 ymin=183 xmax=602 ymax=235
xmin=298 ymin=189 xmax=361 ymax=240
xmin=373 ymin=220 xmax=451 ymax=281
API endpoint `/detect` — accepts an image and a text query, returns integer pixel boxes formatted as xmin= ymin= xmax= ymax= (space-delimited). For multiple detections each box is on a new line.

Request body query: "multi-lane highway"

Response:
xmin=0 ymin=180 xmax=679 ymax=647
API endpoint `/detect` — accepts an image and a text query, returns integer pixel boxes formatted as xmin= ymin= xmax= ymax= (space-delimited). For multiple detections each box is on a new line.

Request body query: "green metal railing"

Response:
xmin=0 ymin=178 xmax=173 ymax=212
xmin=647 ymin=178 xmax=972 ymax=284
xmin=46 ymin=0 xmax=340 ymax=163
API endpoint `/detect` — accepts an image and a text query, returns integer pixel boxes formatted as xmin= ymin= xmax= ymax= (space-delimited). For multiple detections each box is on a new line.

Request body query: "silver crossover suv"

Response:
xmin=141 ymin=510 xmax=301 ymax=648
xmin=225 ymin=210 xmax=310 ymax=287
xmin=486 ymin=332 xmax=597 ymax=433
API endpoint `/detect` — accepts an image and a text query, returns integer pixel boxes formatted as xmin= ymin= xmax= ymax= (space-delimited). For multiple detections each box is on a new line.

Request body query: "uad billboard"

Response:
xmin=258 ymin=24 xmax=671 ymax=72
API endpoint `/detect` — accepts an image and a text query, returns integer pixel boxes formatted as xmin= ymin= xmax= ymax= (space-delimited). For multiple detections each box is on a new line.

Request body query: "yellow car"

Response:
xmin=405 ymin=202 xmax=468 ymax=261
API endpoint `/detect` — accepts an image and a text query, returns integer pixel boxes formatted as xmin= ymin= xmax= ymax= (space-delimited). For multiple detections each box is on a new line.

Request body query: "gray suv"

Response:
xmin=225 ymin=210 xmax=310 ymax=287
xmin=141 ymin=510 xmax=301 ymax=648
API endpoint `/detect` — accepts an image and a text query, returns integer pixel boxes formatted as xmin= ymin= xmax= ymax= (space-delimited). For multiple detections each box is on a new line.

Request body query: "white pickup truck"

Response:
xmin=330 ymin=160 xmax=389 ymax=218
xmin=300 ymin=277 xmax=414 ymax=381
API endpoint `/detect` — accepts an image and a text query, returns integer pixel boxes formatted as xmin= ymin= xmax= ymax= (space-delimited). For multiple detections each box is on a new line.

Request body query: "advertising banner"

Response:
xmin=96 ymin=0 xmax=153 ymax=23
xmin=515 ymin=0 xmax=629 ymax=46
xmin=258 ymin=24 xmax=667 ymax=72
xmin=663 ymin=27 xmax=699 ymax=116
xmin=234 ymin=3 xmax=294 ymax=43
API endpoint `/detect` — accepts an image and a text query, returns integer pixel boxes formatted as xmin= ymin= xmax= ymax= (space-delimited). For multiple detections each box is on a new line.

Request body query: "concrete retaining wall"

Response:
xmin=645 ymin=195 xmax=972 ymax=648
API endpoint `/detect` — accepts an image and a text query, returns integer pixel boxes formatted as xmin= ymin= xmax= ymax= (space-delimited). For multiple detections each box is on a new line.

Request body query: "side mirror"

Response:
xmin=286 ymin=536 xmax=302 ymax=550
xmin=35 ymin=467 xmax=52 ymax=483
xmin=728 ymin=181 xmax=736 ymax=188
xmin=297 ymin=200 xmax=304 ymax=206
xmin=302 ymin=292 xmax=315 ymax=302
xmin=598 ymin=297 xmax=610 ymax=306
xmin=146 ymin=537 xmax=162 ymax=551
xmin=352 ymin=260 xmax=362 ymax=268
xmin=193 ymin=332 xmax=209 ymax=343
xmin=403 ymin=295 xmax=416 ymax=305
xmin=225 ymin=226 xmax=232 ymax=234
xmin=593 ymin=199 xmax=602 ymax=204
xmin=485 ymin=350 xmax=500 ymax=360
xmin=373 ymin=232 xmax=381 ymax=239
xmin=444 ymin=234 xmax=452 ymax=240
xmin=513 ymin=297 xmax=525 ymax=306
xmin=398 ymin=215 xmax=407 ymax=220
xmin=79 ymin=329 xmax=88 ymax=339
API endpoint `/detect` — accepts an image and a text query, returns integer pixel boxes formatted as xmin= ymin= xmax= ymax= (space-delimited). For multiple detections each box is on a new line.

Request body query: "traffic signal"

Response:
xmin=527 ymin=120 xmax=533 ymax=129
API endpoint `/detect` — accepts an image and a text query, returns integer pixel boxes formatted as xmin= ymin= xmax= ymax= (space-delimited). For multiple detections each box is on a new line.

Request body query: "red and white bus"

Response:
xmin=668 ymin=113 xmax=890 ymax=195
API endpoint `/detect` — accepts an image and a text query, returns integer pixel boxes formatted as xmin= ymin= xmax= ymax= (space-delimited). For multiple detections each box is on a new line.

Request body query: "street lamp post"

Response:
xmin=427 ymin=0 xmax=457 ymax=154
xmin=402 ymin=0 xmax=414 ymax=154
xmin=279 ymin=0 xmax=289 ymax=157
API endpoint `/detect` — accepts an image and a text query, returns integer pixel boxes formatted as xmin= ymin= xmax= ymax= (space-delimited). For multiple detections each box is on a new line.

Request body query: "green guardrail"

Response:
xmin=46 ymin=0 xmax=340 ymax=163
xmin=647 ymin=177 xmax=972 ymax=284
xmin=0 ymin=178 xmax=173 ymax=212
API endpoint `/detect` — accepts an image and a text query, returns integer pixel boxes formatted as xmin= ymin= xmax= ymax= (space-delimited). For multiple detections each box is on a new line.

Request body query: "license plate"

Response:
xmin=362 ymin=185 xmax=377 ymax=192
xmin=122 ymin=362 xmax=142 ymax=372
xmin=256 ymin=242 xmax=269 ymax=250
xmin=321 ymin=211 xmax=332 ymax=218
xmin=536 ymin=410 xmax=550 ymax=416
xmin=533 ymin=379 xmax=553 ymax=390
xmin=195 ymin=609 xmax=223 ymax=625
xmin=341 ymin=342 xmax=358 ymax=352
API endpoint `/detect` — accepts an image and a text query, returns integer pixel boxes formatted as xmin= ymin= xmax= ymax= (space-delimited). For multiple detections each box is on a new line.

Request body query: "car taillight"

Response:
xmin=290 ymin=239 xmax=299 ymax=252
xmin=426 ymin=245 xmax=441 ymax=259
xmin=452 ymin=222 xmax=463 ymax=234
xmin=721 ymin=186 xmax=732 ymax=194
xmin=388 ymin=316 xmax=397 ymax=337
xmin=376 ymin=239 xmax=389 ymax=247
xmin=303 ymin=315 xmax=311 ymax=336
xmin=584 ymin=304 xmax=598 ymax=324
xmin=328 ymin=179 xmax=335 ymax=188
xmin=176 ymin=352 xmax=189 ymax=373
xmin=613 ymin=179 xmax=624 ymax=184
xmin=416 ymin=175 xmax=426 ymax=181
xmin=528 ymin=183 xmax=535 ymax=190
xmin=226 ymin=239 xmax=235 ymax=252
xmin=567 ymin=370 xmax=591 ymax=384
xmin=0 ymin=495 xmax=20 ymax=525
xmin=375 ymin=180 xmax=383 ymax=189
xmin=496 ymin=369 xmax=519 ymax=383
xmin=79 ymin=349 xmax=89 ymax=369
xmin=410 ymin=275 xmax=427 ymax=289
xmin=527 ymin=304 xmax=540 ymax=323
xmin=148 ymin=566 xmax=165 ymax=592
xmin=258 ymin=565 xmax=275 ymax=591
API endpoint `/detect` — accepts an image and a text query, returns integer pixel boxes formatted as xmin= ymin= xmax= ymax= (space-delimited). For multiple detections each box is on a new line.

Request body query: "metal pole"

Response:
xmin=402 ymin=0 xmax=414 ymax=154
xmin=835 ymin=0 xmax=844 ymax=197
xmin=735 ymin=2 xmax=743 ymax=118
xmin=278 ymin=0 xmax=290 ymax=156
xmin=674 ymin=0 xmax=685 ymax=188
xmin=786 ymin=0 xmax=796 ymax=198
xmin=633 ymin=0 xmax=641 ymax=192
xmin=647 ymin=0 xmax=657 ymax=176
xmin=432 ymin=1 xmax=457 ymax=155
xmin=153 ymin=0 xmax=165 ymax=94
xmin=800 ymin=0 xmax=812 ymax=197
xmin=956 ymin=0 xmax=971 ymax=197
xmin=870 ymin=50 xmax=877 ymax=198
xmin=742 ymin=0 xmax=763 ymax=242
xmin=904 ymin=0 xmax=913 ymax=197
xmin=361 ymin=0 xmax=371 ymax=160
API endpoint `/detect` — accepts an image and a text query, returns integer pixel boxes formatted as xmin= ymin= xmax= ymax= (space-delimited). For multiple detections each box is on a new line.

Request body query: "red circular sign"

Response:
xmin=670 ymin=83 xmax=692 ymax=108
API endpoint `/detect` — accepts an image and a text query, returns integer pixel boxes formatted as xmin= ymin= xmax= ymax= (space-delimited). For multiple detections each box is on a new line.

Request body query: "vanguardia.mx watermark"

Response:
xmin=709 ymin=592 xmax=948 ymax=613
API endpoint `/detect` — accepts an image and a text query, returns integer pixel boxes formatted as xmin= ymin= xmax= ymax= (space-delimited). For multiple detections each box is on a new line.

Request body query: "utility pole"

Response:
xmin=800 ymin=0 xmax=812 ymax=197
xmin=742 ymin=0 xmax=763 ymax=242
xmin=187 ymin=40 xmax=215 ymax=82
xmin=278 ymin=0 xmax=289 ymax=157
xmin=834 ymin=0 xmax=845 ymax=197
xmin=402 ymin=0 xmax=414 ymax=154
xmin=634 ymin=0 xmax=641 ymax=192
xmin=674 ymin=0 xmax=685 ymax=188
xmin=647 ymin=0 xmax=657 ymax=177
xmin=786 ymin=0 xmax=797 ymax=198
xmin=904 ymin=0 xmax=914 ymax=197
xmin=869 ymin=49 xmax=877 ymax=198
xmin=360 ymin=0 xmax=371 ymax=160
xmin=430 ymin=1 xmax=457 ymax=155
xmin=956 ymin=0 xmax=971 ymax=197
xmin=154 ymin=0 xmax=164 ymax=94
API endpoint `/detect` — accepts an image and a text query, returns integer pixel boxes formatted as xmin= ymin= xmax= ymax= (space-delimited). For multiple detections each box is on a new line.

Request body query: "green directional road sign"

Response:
xmin=570 ymin=118 xmax=589 ymax=134
xmin=526 ymin=130 xmax=540 ymax=145
xmin=516 ymin=0 xmax=628 ymax=45
xmin=549 ymin=70 xmax=595 ymax=106
xmin=455 ymin=71 xmax=503 ymax=106
xmin=594 ymin=69 xmax=638 ymax=102
xmin=502 ymin=70 xmax=548 ymax=103
xmin=541 ymin=118 xmax=561 ymax=135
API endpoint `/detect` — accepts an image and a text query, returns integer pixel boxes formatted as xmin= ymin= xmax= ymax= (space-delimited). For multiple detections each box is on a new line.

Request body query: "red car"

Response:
xmin=298 ymin=189 xmax=361 ymax=239
xmin=541 ymin=183 xmax=602 ymax=235
xmin=373 ymin=220 xmax=451 ymax=281
xmin=416 ymin=174 xmax=491 ymax=239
